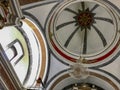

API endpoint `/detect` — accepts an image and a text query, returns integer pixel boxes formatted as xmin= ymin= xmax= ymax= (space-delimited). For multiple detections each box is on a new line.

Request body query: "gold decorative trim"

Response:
xmin=49 ymin=72 xmax=119 ymax=90
xmin=23 ymin=19 xmax=47 ymax=86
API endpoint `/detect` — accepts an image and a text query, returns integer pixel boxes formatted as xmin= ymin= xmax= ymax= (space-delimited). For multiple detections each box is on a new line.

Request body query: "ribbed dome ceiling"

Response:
xmin=46 ymin=0 xmax=120 ymax=66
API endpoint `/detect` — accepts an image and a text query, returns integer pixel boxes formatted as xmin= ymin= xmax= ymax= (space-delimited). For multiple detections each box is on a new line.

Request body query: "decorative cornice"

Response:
xmin=0 ymin=0 xmax=24 ymax=29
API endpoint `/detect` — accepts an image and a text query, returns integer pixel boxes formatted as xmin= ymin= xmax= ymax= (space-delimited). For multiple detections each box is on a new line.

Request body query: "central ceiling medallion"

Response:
xmin=74 ymin=3 xmax=96 ymax=30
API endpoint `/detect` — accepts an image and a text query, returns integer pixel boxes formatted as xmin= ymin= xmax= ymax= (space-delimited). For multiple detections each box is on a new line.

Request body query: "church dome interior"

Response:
xmin=0 ymin=0 xmax=120 ymax=90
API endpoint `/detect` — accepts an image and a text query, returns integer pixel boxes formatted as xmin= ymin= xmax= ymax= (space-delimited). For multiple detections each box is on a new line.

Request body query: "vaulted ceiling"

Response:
xmin=0 ymin=0 xmax=120 ymax=90
xmin=20 ymin=0 xmax=120 ymax=89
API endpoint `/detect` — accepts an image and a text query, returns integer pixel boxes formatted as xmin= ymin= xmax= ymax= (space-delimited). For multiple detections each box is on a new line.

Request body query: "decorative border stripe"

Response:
xmin=49 ymin=72 xmax=119 ymax=90
xmin=23 ymin=19 xmax=47 ymax=86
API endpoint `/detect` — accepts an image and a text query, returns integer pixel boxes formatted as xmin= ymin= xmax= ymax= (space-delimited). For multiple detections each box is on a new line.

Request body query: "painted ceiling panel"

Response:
xmin=21 ymin=0 xmax=120 ymax=90
xmin=0 ymin=0 xmax=119 ymax=90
